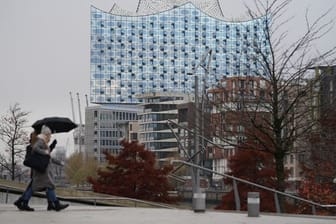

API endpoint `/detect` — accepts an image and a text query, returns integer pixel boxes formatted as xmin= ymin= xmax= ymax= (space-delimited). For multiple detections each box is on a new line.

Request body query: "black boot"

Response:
xmin=14 ymin=198 xmax=24 ymax=210
xmin=48 ymin=200 xmax=69 ymax=211
xmin=14 ymin=199 xmax=34 ymax=211
xmin=47 ymin=201 xmax=54 ymax=211
xmin=21 ymin=201 xmax=34 ymax=211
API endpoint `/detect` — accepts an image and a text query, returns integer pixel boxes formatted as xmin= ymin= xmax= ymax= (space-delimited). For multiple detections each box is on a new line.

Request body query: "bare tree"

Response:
xmin=0 ymin=103 xmax=30 ymax=180
xmin=209 ymin=0 xmax=336 ymax=211
xmin=65 ymin=152 xmax=98 ymax=188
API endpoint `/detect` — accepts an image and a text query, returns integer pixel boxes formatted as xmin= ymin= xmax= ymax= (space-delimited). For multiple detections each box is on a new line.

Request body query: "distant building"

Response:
xmin=177 ymin=102 xmax=196 ymax=159
xmin=136 ymin=92 xmax=192 ymax=164
xmin=85 ymin=104 xmax=139 ymax=162
xmin=304 ymin=66 xmax=336 ymax=183
xmin=207 ymin=76 xmax=271 ymax=182
xmin=90 ymin=1 xmax=270 ymax=104
xmin=88 ymin=0 xmax=271 ymax=167
xmin=176 ymin=100 xmax=213 ymax=182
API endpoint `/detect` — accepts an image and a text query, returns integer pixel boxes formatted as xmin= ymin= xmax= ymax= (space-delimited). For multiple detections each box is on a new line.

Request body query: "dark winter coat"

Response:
xmin=31 ymin=138 xmax=56 ymax=192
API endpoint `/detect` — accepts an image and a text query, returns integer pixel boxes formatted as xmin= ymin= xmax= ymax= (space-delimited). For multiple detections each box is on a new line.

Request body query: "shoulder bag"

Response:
xmin=23 ymin=145 xmax=50 ymax=173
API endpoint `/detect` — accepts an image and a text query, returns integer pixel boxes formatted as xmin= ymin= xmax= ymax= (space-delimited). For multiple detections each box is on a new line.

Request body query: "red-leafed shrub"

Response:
xmin=215 ymin=150 xmax=278 ymax=212
xmin=88 ymin=140 xmax=177 ymax=203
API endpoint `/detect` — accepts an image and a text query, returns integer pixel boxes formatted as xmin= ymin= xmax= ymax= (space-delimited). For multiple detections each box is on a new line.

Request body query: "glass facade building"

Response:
xmin=90 ymin=2 xmax=269 ymax=104
xmin=136 ymin=92 xmax=192 ymax=162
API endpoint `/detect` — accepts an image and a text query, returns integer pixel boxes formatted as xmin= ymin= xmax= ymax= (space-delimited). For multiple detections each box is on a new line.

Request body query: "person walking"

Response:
xmin=31 ymin=125 xmax=69 ymax=211
xmin=13 ymin=132 xmax=38 ymax=211
xmin=14 ymin=130 xmax=60 ymax=211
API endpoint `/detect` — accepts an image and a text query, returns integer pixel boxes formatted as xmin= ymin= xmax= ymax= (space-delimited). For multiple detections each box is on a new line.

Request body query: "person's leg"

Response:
xmin=46 ymin=188 xmax=57 ymax=201
xmin=14 ymin=180 xmax=34 ymax=211
xmin=46 ymin=188 xmax=69 ymax=211
xmin=21 ymin=181 xmax=33 ymax=200
xmin=46 ymin=187 xmax=57 ymax=210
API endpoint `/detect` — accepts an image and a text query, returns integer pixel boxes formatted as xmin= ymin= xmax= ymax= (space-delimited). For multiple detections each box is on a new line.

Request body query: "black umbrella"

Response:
xmin=32 ymin=117 xmax=78 ymax=133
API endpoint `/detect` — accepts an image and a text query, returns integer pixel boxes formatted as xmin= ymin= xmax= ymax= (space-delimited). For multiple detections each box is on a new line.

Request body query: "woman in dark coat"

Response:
xmin=14 ymin=131 xmax=58 ymax=211
xmin=31 ymin=125 xmax=69 ymax=211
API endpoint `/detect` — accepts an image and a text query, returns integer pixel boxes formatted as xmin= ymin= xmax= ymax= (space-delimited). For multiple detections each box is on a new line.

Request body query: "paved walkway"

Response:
xmin=1 ymin=204 xmax=335 ymax=224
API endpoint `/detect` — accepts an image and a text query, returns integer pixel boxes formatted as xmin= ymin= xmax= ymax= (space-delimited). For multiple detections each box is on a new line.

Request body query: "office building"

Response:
xmin=85 ymin=104 xmax=139 ymax=162
xmin=136 ymin=92 xmax=192 ymax=163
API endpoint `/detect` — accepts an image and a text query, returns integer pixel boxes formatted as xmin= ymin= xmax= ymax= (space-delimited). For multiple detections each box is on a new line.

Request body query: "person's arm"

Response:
xmin=49 ymin=139 xmax=57 ymax=152
xmin=50 ymin=157 xmax=64 ymax=166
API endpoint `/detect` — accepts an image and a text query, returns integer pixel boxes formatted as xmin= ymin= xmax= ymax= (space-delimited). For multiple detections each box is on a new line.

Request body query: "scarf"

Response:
xmin=37 ymin=134 xmax=50 ymax=148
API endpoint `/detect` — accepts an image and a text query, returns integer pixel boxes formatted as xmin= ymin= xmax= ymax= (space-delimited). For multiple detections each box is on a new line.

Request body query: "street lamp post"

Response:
xmin=188 ymin=49 xmax=212 ymax=212
xmin=192 ymin=75 xmax=206 ymax=212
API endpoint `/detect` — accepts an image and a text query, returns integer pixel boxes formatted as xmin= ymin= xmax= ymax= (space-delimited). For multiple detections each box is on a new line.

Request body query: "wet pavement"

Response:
xmin=1 ymin=204 xmax=335 ymax=224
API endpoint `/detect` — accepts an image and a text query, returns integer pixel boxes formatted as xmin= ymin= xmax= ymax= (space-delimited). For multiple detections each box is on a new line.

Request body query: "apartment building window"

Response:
xmin=249 ymin=80 xmax=255 ymax=96
xmin=237 ymin=135 xmax=246 ymax=144
xmin=289 ymin=167 xmax=294 ymax=178
xmin=260 ymin=90 xmax=265 ymax=100
xmin=131 ymin=133 xmax=138 ymax=140
xmin=330 ymin=80 xmax=333 ymax=91
xmin=237 ymin=125 xmax=245 ymax=133
xmin=290 ymin=154 xmax=294 ymax=164
xmin=260 ymin=80 xmax=266 ymax=88
xmin=239 ymin=80 xmax=245 ymax=89
xmin=298 ymin=154 xmax=305 ymax=163
xmin=237 ymin=102 xmax=243 ymax=110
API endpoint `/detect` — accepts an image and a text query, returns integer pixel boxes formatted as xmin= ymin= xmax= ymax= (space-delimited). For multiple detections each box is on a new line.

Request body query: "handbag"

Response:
xmin=23 ymin=145 xmax=50 ymax=172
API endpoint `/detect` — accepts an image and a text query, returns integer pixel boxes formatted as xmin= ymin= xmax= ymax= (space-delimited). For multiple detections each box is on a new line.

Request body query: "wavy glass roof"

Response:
xmin=109 ymin=0 xmax=224 ymax=19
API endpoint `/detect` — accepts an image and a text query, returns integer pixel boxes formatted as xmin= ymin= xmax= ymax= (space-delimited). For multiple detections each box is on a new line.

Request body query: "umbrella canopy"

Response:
xmin=32 ymin=117 xmax=78 ymax=133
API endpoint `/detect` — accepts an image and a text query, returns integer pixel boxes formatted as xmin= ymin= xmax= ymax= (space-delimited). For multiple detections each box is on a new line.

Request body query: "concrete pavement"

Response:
xmin=1 ymin=204 xmax=335 ymax=224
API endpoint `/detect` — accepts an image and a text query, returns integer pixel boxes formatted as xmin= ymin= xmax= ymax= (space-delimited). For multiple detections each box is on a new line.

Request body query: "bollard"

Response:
xmin=193 ymin=192 xmax=206 ymax=213
xmin=5 ymin=189 xmax=9 ymax=204
xmin=247 ymin=192 xmax=260 ymax=217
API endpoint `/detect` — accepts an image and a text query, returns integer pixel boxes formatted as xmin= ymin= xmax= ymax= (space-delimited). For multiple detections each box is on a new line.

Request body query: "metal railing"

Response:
xmin=172 ymin=160 xmax=336 ymax=215
xmin=0 ymin=184 xmax=175 ymax=209
xmin=58 ymin=196 xmax=176 ymax=209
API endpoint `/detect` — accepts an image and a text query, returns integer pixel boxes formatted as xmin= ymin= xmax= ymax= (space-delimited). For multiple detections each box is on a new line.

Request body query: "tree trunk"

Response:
xmin=11 ymin=145 xmax=15 ymax=181
xmin=274 ymin=151 xmax=286 ymax=212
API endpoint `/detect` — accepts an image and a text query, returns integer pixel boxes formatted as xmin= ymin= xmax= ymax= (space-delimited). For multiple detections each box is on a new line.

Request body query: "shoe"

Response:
xmin=21 ymin=201 xmax=34 ymax=211
xmin=14 ymin=199 xmax=24 ymax=210
xmin=48 ymin=200 xmax=69 ymax=211
xmin=47 ymin=201 xmax=53 ymax=211
xmin=14 ymin=199 xmax=34 ymax=211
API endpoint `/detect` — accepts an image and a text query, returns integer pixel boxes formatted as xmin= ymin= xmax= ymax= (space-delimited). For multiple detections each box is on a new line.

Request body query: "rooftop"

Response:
xmin=109 ymin=0 xmax=225 ymax=19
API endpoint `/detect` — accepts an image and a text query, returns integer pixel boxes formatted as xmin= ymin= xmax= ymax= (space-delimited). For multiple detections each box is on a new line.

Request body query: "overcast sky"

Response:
xmin=0 ymin=0 xmax=335 ymax=151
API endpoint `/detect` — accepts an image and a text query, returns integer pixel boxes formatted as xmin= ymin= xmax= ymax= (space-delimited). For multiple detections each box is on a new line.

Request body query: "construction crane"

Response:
xmin=69 ymin=92 xmax=76 ymax=123
xmin=76 ymin=93 xmax=84 ymax=154
xmin=85 ymin=94 xmax=89 ymax=107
